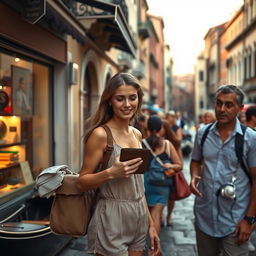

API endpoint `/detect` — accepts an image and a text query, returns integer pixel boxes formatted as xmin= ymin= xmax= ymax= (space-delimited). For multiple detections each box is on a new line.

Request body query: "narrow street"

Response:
xmin=160 ymin=156 xmax=197 ymax=256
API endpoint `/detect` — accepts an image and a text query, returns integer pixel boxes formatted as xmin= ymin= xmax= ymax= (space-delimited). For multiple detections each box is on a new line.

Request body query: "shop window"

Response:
xmin=0 ymin=52 xmax=52 ymax=203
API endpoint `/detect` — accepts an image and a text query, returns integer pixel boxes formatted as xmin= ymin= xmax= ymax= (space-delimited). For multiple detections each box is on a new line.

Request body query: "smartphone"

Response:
xmin=120 ymin=148 xmax=151 ymax=174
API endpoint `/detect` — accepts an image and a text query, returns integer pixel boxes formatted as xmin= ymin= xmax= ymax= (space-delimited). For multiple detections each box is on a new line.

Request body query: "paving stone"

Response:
xmin=184 ymin=229 xmax=196 ymax=239
xmin=171 ymin=219 xmax=195 ymax=231
xmin=172 ymin=215 xmax=186 ymax=222
xmin=57 ymin=248 xmax=89 ymax=256
xmin=68 ymin=237 xmax=87 ymax=250
xmin=175 ymin=247 xmax=197 ymax=256
xmin=172 ymin=231 xmax=196 ymax=245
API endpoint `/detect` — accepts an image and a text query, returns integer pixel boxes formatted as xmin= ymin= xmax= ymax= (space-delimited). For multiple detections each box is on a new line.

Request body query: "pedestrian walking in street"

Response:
xmin=190 ymin=84 xmax=256 ymax=256
xmin=238 ymin=111 xmax=247 ymax=124
xmin=77 ymin=73 xmax=160 ymax=256
xmin=143 ymin=115 xmax=182 ymax=238
xmin=203 ymin=110 xmax=215 ymax=124
xmin=165 ymin=111 xmax=183 ymax=158
xmin=245 ymin=105 xmax=256 ymax=252
xmin=245 ymin=106 xmax=256 ymax=130
xmin=134 ymin=113 xmax=149 ymax=138
xmin=163 ymin=111 xmax=183 ymax=226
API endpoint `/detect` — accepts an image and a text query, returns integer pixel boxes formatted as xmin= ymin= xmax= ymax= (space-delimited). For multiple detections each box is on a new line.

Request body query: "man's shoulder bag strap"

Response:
xmin=200 ymin=123 xmax=214 ymax=151
xmin=235 ymin=124 xmax=252 ymax=183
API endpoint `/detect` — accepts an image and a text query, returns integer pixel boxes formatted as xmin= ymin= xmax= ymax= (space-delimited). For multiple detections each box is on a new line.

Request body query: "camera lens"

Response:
xmin=225 ymin=185 xmax=234 ymax=196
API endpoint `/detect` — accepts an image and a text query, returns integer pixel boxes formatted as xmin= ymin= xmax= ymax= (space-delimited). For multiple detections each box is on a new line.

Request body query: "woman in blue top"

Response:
xmin=143 ymin=115 xmax=182 ymax=236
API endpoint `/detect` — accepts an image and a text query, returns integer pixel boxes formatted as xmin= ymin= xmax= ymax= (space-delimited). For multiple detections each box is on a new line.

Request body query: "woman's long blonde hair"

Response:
xmin=84 ymin=72 xmax=144 ymax=139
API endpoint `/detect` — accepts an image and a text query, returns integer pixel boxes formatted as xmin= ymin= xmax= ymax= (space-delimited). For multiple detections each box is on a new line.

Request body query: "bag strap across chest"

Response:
xmin=142 ymin=139 xmax=164 ymax=166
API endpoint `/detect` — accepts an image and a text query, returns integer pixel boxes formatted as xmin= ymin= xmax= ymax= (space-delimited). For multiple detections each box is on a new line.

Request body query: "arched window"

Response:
xmin=248 ymin=48 xmax=252 ymax=78
xmin=105 ymin=73 xmax=111 ymax=88
xmin=244 ymin=49 xmax=248 ymax=80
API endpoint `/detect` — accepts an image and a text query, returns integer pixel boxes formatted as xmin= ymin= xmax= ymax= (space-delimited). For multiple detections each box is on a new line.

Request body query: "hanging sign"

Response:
xmin=24 ymin=0 xmax=46 ymax=24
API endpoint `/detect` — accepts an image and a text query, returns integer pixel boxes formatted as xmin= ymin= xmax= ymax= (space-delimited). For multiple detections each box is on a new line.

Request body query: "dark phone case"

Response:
xmin=120 ymin=148 xmax=151 ymax=174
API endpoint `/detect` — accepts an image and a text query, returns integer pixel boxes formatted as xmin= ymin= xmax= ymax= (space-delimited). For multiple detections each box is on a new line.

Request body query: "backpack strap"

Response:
xmin=100 ymin=125 xmax=114 ymax=171
xmin=235 ymin=124 xmax=251 ymax=183
xmin=200 ymin=123 xmax=214 ymax=152
xmin=200 ymin=122 xmax=252 ymax=183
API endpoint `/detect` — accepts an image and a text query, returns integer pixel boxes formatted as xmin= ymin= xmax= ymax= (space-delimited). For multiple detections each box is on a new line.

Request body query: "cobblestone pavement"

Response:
xmin=159 ymin=156 xmax=197 ymax=256
xmin=56 ymin=156 xmax=256 ymax=256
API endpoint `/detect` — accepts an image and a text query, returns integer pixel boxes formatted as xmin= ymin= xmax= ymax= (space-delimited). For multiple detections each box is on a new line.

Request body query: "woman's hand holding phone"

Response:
xmin=109 ymin=156 xmax=143 ymax=179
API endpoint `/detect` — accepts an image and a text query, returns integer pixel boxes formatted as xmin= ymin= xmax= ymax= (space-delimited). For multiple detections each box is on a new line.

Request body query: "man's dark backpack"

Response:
xmin=200 ymin=123 xmax=252 ymax=183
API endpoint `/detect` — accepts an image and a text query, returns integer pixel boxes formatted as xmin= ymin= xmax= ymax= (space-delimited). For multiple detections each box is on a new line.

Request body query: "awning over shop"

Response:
xmin=46 ymin=0 xmax=86 ymax=44
xmin=76 ymin=0 xmax=137 ymax=57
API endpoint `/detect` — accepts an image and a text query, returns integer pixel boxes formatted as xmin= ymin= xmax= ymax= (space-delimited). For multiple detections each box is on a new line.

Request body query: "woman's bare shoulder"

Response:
xmin=130 ymin=126 xmax=142 ymax=141
xmin=164 ymin=139 xmax=174 ymax=148
xmin=87 ymin=126 xmax=108 ymax=145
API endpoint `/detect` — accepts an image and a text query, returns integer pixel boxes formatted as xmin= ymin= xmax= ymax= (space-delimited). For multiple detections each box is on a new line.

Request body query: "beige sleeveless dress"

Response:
xmin=87 ymin=142 xmax=148 ymax=256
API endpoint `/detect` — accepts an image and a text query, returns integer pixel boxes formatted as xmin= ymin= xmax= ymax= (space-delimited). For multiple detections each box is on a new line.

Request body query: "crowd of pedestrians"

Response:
xmin=76 ymin=71 xmax=255 ymax=256
xmin=134 ymin=107 xmax=191 ymax=255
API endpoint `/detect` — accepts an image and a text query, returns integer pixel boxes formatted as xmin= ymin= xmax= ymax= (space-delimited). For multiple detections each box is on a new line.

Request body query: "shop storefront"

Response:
xmin=0 ymin=49 xmax=53 ymax=202
xmin=0 ymin=0 xmax=138 ymax=254
xmin=0 ymin=1 xmax=84 ymax=254
xmin=0 ymin=44 xmax=69 ymax=256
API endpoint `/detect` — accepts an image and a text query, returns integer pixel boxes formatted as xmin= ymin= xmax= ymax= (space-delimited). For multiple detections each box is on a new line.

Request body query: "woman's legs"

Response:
xmin=149 ymin=204 xmax=165 ymax=235
xmin=167 ymin=200 xmax=175 ymax=225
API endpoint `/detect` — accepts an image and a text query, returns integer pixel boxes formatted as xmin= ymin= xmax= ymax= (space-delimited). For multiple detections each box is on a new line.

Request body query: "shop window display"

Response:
xmin=0 ymin=52 xmax=52 ymax=204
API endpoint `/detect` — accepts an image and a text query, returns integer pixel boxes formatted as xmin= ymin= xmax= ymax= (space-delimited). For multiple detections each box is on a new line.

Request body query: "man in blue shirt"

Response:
xmin=190 ymin=85 xmax=256 ymax=256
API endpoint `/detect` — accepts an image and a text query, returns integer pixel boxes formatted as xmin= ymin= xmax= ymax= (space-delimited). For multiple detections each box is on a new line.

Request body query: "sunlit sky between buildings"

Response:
xmin=147 ymin=0 xmax=244 ymax=76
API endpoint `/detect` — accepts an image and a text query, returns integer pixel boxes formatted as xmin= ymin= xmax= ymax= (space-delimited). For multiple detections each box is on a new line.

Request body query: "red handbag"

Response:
xmin=169 ymin=171 xmax=191 ymax=200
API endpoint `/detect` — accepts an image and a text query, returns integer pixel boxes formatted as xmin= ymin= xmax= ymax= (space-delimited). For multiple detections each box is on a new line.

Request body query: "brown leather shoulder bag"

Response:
xmin=49 ymin=125 xmax=113 ymax=237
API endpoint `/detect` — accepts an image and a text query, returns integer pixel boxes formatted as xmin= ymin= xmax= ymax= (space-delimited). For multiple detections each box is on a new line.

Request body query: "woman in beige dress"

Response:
xmin=77 ymin=73 xmax=160 ymax=256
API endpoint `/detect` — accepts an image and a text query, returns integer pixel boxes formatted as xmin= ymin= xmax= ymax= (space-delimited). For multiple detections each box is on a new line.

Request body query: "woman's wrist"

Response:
xmin=106 ymin=168 xmax=114 ymax=180
xmin=148 ymin=219 xmax=155 ymax=228
xmin=171 ymin=164 xmax=182 ymax=172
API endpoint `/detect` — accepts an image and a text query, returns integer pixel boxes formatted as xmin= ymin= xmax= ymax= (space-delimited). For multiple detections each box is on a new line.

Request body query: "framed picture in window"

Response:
xmin=12 ymin=66 xmax=33 ymax=117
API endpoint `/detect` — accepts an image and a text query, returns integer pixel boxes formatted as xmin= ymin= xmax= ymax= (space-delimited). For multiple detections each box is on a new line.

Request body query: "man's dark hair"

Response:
xmin=246 ymin=106 xmax=256 ymax=122
xmin=215 ymin=85 xmax=245 ymax=106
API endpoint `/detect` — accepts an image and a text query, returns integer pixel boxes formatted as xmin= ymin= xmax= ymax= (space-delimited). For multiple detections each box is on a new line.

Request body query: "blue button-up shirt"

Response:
xmin=192 ymin=119 xmax=256 ymax=237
